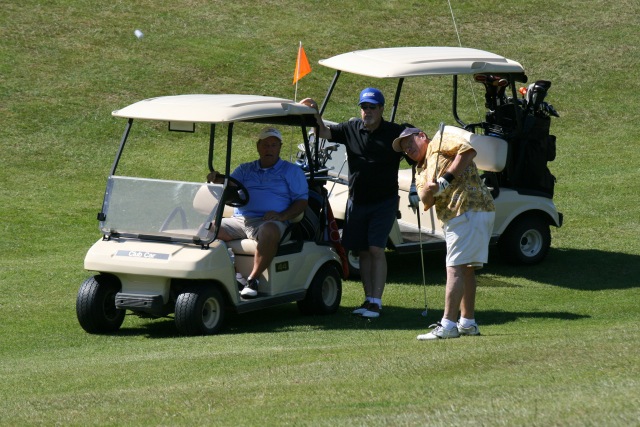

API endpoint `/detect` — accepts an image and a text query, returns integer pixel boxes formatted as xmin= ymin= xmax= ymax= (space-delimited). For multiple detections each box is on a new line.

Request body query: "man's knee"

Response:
xmin=257 ymin=222 xmax=282 ymax=244
xmin=368 ymin=246 xmax=386 ymax=258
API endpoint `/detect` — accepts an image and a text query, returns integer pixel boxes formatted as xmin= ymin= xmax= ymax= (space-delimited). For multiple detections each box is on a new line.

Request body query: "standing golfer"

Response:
xmin=300 ymin=89 xmax=411 ymax=318
xmin=392 ymin=127 xmax=495 ymax=339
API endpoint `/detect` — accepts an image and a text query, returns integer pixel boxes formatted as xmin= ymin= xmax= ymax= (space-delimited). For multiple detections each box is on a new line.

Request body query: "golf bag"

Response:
xmin=478 ymin=76 xmax=559 ymax=198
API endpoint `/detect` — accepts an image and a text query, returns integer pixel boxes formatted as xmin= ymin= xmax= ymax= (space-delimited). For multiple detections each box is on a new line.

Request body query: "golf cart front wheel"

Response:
xmin=76 ymin=274 xmax=125 ymax=334
xmin=175 ymin=286 xmax=226 ymax=335
xmin=498 ymin=215 xmax=551 ymax=265
xmin=298 ymin=264 xmax=342 ymax=315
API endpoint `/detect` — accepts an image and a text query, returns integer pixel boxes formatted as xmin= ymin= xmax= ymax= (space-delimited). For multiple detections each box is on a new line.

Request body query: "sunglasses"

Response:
xmin=360 ymin=103 xmax=379 ymax=110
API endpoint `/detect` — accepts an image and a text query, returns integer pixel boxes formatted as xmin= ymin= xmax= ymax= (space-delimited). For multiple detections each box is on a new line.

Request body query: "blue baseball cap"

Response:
xmin=359 ymin=87 xmax=385 ymax=105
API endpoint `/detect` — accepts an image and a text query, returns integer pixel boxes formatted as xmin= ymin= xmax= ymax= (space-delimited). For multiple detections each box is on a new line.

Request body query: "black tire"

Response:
xmin=498 ymin=214 xmax=551 ymax=265
xmin=175 ymin=286 xmax=225 ymax=335
xmin=76 ymin=275 xmax=125 ymax=334
xmin=297 ymin=264 xmax=342 ymax=315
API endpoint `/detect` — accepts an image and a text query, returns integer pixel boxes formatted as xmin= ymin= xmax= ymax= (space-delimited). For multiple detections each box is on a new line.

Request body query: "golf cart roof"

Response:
xmin=112 ymin=94 xmax=316 ymax=123
xmin=318 ymin=46 xmax=525 ymax=78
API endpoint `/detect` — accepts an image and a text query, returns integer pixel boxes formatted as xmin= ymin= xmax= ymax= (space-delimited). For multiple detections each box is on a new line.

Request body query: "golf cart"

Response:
xmin=77 ymin=94 xmax=343 ymax=336
xmin=297 ymin=47 xmax=562 ymax=276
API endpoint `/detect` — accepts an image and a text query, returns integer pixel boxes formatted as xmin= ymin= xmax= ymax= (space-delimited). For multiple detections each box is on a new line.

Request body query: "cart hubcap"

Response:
xmin=321 ymin=277 xmax=338 ymax=305
xmin=520 ymin=229 xmax=543 ymax=256
xmin=348 ymin=251 xmax=360 ymax=270
xmin=201 ymin=297 xmax=221 ymax=328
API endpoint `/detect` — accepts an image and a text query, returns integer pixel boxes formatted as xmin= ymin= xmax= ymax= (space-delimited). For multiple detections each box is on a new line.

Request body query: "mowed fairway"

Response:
xmin=1 ymin=1 xmax=639 ymax=426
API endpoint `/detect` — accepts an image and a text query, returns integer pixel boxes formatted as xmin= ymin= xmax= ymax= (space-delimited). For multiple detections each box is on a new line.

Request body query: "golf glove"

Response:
xmin=408 ymin=183 xmax=420 ymax=212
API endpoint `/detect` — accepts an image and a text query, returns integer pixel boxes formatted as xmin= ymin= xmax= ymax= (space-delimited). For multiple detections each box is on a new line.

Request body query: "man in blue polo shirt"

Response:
xmin=300 ymin=89 xmax=410 ymax=318
xmin=207 ymin=127 xmax=308 ymax=298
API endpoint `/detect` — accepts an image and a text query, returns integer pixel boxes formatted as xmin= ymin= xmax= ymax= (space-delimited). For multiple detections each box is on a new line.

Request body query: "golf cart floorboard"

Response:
xmin=235 ymin=290 xmax=306 ymax=314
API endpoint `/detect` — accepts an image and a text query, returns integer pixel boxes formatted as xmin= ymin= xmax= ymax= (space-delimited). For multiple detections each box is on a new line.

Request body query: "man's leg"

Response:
xmin=249 ymin=222 xmax=281 ymax=280
xmin=459 ymin=265 xmax=477 ymax=320
xmin=358 ymin=250 xmax=374 ymax=299
xmin=368 ymin=246 xmax=387 ymax=299
xmin=416 ymin=264 xmax=465 ymax=340
xmin=443 ymin=265 xmax=465 ymax=322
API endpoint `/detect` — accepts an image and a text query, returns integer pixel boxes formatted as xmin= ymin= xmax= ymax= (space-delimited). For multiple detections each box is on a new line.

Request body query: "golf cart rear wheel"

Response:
xmin=175 ymin=286 xmax=225 ymax=335
xmin=498 ymin=215 xmax=551 ymax=265
xmin=297 ymin=264 xmax=342 ymax=315
xmin=76 ymin=274 xmax=125 ymax=334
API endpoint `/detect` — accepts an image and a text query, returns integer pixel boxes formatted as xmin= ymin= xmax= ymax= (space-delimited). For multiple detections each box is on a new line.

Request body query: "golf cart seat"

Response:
xmin=193 ymin=182 xmax=316 ymax=257
xmin=441 ymin=126 xmax=508 ymax=173
xmin=225 ymin=210 xmax=305 ymax=256
xmin=193 ymin=183 xmax=234 ymax=218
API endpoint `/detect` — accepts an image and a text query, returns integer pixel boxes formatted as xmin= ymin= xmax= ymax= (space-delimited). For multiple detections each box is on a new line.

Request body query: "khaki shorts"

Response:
xmin=444 ymin=211 xmax=495 ymax=268
xmin=220 ymin=216 xmax=287 ymax=241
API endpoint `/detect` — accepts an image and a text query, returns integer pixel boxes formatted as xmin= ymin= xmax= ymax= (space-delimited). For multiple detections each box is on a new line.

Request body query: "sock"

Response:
xmin=365 ymin=296 xmax=373 ymax=302
xmin=371 ymin=298 xmax=382 ymax=308
xmin=441 ymin=318 xmax=457 ymax=330
xmin=459 ymin=317 xmax=476 ymax=328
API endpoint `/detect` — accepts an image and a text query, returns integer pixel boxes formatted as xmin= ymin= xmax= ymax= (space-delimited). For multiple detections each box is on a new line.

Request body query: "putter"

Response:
xmin=415 ymin=187 xmax=428 ymax=317
xmin=421 ymin=122 xmax=444 ymax=317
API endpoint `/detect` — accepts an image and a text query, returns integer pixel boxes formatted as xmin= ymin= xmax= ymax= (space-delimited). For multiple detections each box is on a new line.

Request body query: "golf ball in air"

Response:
xmin=134 ymin=29 xmax=144 ymax=39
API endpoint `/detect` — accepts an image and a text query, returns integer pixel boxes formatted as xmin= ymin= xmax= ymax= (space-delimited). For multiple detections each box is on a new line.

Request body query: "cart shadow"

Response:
xmin=112 ymin=246 xmax=637 ymax=338
xmin=385 ymin=247 xmax=640 ymax=291
xmin=113 ymin=301 xmax=589 ymax=338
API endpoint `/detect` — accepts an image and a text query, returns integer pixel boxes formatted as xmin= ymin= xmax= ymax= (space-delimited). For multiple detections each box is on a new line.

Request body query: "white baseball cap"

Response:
xmin=258 ymin=127 xmax=282 ymax=141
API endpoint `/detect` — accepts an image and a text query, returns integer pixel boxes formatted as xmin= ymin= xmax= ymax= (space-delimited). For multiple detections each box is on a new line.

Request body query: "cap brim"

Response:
xmin=359 ymin=99 xmax=383 ymax=105
xmin=392 ymin=136 xmax=405 ymax=152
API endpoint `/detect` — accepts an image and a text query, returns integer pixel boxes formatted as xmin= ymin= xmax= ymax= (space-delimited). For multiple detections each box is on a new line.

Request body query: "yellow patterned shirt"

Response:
xmin=415 ymin=131 xmax=495 ymax=223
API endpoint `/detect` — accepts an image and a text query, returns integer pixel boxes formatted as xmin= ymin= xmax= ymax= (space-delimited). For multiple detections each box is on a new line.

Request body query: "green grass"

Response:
xmin=1 ymin=0 xmax=640 ymax=425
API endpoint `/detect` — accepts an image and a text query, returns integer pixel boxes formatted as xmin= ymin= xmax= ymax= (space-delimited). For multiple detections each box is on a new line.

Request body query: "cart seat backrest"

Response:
xmin=442 ymin=126 xmax=508 ymax=172
xmin=193 ymin=184 xmax=233 ymax=217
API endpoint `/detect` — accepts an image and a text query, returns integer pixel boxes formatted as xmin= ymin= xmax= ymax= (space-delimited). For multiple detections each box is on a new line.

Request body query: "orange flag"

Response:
xmin=293 ymin=43 xmax=311 ymax=84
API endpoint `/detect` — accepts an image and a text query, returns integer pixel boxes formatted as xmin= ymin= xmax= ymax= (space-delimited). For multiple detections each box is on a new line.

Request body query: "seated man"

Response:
xmin=207 ymin=127 xmax=308 ymax=298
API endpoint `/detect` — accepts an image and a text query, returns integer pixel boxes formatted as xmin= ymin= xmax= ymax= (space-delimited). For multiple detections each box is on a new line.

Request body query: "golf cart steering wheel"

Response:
xmin=217 ymin=175 xmax=250 ymax=207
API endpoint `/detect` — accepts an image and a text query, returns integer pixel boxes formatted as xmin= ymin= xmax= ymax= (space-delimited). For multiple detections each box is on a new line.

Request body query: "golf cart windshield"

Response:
xmin=100 ymin=176 xmax=224 ymax=244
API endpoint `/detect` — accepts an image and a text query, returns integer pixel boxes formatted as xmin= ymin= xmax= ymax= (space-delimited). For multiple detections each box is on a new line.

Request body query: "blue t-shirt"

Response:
xmin=231 ymin=158 xmax=308 ymax=218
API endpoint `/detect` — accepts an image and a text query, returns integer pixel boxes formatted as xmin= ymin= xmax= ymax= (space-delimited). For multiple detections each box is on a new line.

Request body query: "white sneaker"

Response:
xmin=457 ymin=323 xmax=481 ymax=336
xmin=417 ymin=323 xmax=460 ymax=340
xmin=352 ymin=301 xmax=370 ymax=315
xmin=361 ymin=303 xmax=381 ymax=318
xmin=240 ymin=278 xmax=259 ymax=298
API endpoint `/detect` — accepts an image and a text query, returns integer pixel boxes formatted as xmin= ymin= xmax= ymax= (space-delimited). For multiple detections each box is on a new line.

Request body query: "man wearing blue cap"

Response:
xmin=300 ymin=89 xmax=411 ymax=318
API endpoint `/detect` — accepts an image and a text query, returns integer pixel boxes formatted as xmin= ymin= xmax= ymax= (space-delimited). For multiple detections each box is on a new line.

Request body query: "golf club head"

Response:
xmin=421 ymin=309 xmax=428 ymax=317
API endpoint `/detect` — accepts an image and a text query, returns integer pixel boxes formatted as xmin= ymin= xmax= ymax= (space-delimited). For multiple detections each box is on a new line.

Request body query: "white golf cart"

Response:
xmin=298 ymin=47 xmax=563 ymax=276
xmin=77 ymin=94 xmax=343 ymax=336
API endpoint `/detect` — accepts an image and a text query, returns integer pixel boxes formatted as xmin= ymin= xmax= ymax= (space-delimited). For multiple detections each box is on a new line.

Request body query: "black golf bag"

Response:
xmin=478 ymin=76 xmax=559 ymax=198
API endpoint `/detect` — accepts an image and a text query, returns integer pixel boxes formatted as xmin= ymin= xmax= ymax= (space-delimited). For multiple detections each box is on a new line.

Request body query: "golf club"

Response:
xmin=413 ymin=181 xmax=428 ymax=317
xmin=434 ymin=122 xmax=445 ymax=180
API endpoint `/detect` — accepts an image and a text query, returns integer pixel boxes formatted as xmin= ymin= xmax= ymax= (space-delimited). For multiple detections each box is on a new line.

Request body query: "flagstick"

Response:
xmin=294 ymin=41 xmax=302 ymax=102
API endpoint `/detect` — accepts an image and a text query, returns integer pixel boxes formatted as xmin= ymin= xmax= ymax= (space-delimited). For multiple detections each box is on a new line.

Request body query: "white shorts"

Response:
xmin=444 ymin=211 xmax=495 ymax=269
xmin=220 ymin=216 xmax=287 ymax=241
